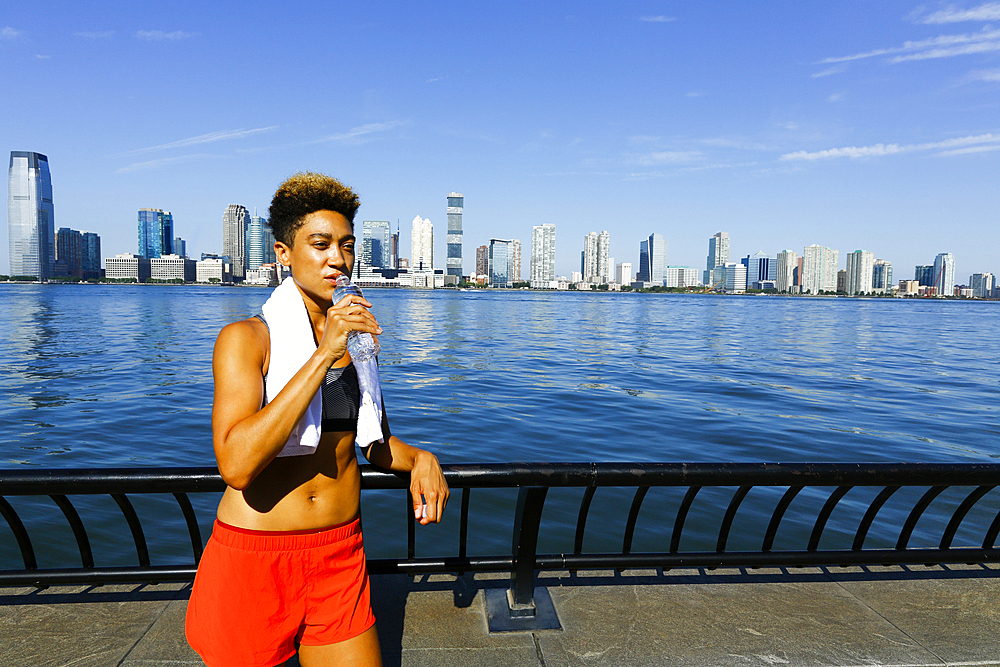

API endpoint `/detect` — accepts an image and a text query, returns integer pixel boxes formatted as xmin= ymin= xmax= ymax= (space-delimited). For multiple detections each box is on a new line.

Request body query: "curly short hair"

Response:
xmin=267 ymin=172 xmax=361 ymax=245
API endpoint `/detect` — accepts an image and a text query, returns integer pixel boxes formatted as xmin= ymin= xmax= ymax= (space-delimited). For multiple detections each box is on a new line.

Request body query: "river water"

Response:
xmin=1 ymin=284 xmax=998 ymax=566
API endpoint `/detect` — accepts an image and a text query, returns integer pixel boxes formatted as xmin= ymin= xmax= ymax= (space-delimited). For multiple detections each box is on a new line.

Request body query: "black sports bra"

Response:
xmin=255 ymin=314 xmax=361 ymax=433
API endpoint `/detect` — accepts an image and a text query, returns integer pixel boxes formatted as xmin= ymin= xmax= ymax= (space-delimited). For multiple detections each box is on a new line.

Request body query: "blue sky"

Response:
xmin=2 ymin=1 xmax=998 ymax=281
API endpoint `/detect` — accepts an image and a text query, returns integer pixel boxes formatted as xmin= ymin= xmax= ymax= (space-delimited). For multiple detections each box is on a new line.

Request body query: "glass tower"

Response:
xmin=223 ymin=204 xmax=250 ymax=279
xmin=245 ymin=214 xmax=272 ymax=272
xmin=488 ymin=238 xmax=510 ymax=287
xmin=137 ymin=208 xmax=173 ymax=259
xmin=8 ymin=151 xmax=55 ymax=279
xmin=447 ymin=193 xmax=463 ymax=278
xmin=361 ymin=220 xmax=392 ymax=273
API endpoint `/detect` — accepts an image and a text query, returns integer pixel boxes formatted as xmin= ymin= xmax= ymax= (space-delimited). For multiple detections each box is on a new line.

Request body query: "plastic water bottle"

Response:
xmin=333 ymin=275 xmax=380 ymax=362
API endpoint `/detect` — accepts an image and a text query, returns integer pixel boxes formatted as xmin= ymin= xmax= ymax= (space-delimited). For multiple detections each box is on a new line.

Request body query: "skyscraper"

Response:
xmin=637 ymin=233 xmax=667 ymax=285
xmin=361 ymin=220 xmax=391 ymax=276
xmin=776 ymin=250 xmax=797 ymax=293
xmin=82 ymin=232 xmax=101 ymax=279
xmin=530 ymin=223 xmax=556 ymax=288
xmin=744 ymin=252 xmax=776 ymax=289
xmin=488 ymin=239 xmax=510 ymax=287
xmin=245 ymin=212 xmax=273 ymax=273
xmin=872 ymin=259 xmax=892 ymax=294
xmin=509 ymin=239 xmax=521 ymax=283
xmin=411 ymin=215 xmax=433 ymax=272
xmin=582 ymin=232 xmax=598 ymax=282
xmin=933 ymin=252 xmax=956 ymax=296
xmin=223 ymin=204 xmax=250 ymax=280
xmin=915 ymin=265 xmax=935 ymax=286
xmin=705 ymin=232 xmax=729 ymax=285
xmin=55 ymin=227 xmax=83 ymax=277
xmin=8 ymin=151 xmax=55 ymax=279
xmin=138 ymin=208 xmax=173 ymax=259
xmin=845 ymin=250 xmax=875 ymax=295
xmin=446 ymin=193 xmax=463 ymax=278
xmin=476 ymin=245 xmax=488 ymax=277
xmin=597 ymin=231 xmax=610 ymax=283
xmin=971 ymin=273 xmax=994 ymax=298
xmin=801 ymin=244 xmax=839 ymax=294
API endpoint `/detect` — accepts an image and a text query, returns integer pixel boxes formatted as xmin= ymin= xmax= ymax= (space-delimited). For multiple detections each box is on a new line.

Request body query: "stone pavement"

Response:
xmin=1 ymin=564 xmax=999 ymax=666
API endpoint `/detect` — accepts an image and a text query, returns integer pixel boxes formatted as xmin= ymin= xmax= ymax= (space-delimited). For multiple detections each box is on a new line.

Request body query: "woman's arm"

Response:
xmin=363 ymin=408 xmax=449 ymax=525
xmin=212 ymin=295 xmax=380 ymax=489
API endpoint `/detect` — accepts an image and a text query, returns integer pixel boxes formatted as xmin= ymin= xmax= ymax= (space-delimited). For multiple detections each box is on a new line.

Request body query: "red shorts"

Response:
xmin=185 ymin=517 xmax=375 ymax=667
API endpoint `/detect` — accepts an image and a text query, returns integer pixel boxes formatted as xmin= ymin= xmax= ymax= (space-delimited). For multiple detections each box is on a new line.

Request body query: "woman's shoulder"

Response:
xmin=215 ymin=317 xmax=270 ymax=366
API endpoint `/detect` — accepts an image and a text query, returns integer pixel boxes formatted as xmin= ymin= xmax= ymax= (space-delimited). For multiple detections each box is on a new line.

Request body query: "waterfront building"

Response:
xmin=360 ymin=220 xmax=392 ymax=278
xmin=196 ymin=257 xmax=231 ymax=283
xmin=722 ymin=263 xmax=747 ymax=293
xmin=933 ymin=253 xmax=956 ymax=297
xmin=776 ymin=250 xmax=797 ymax=293
xmin=582 ymin=232 xmax=597 ymax=282
xmin=138 ymin=208 xmax=173 ymax=260
xmin=151 ymin=254 xmax=195 ymax=281
xmin=914 ymin=265 xmax=934 ymax=287
xmin=744 ymin=252 xmax=776 ymax=289
xmin=488 ymin=239 xmax=511 ymax=288
xmin=82 ymin=232 xmax=101 ymax=279
xmin=446 ymin=193 xmax=463 ymax=279
xmin=971 ymin=273 xmax=994 ymax=298
xmin=245 ymin=264 xmax=278 ymax=286
xmin=411 ymin=215 xmax=433 ymax=272
xmin=872 ymin=259 xmax=893 ymax=294
xmin=664 ymin=267 xmax=699 ymax=288
xmin=704 ymin=232 xmax=729 ymax=285
xmin=475 ymin=245 xmax=488 ymax=276
xmin=530 ymin=223 xmax=556 ymax=288
xmin=616 ymin=262 xmax=632 ymax=285
xmin=837 ymin=270 xmax=847 ymax=294
xmin=597 ymin=231 xmax=610 ymax=282
xmin=845 ymin=250 xmax=875 ymax=295
xmin=637 ymin=233 xmax=667 ymax=285
xmin=105 ymin=253 xmax=151 ymax=282
xmin=898 ymin=280 xmax=919 ymax=296
xmin=801 ymin=244 xmax=839 ymax=294
xmin=390 ymin=226 xmax=399 ymax=269
xmin=8 ymin=151 xmax=55 ymax=279
xmin=222 ymin=204 xmax=250 ymax=280
xmin=509 ymin=239 xmax=521 ymax=283
xmin=173 ymin=237 xmax=187 ymax=259
xmin=245 ymin=213 xmax=273 ymax=273
xmin=55 ymin=227 xmax=83 ymax=278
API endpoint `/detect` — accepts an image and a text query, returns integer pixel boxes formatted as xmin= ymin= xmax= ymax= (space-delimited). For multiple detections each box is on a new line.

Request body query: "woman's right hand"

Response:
xmin=317 ymin=293 xmax=383 ymax=363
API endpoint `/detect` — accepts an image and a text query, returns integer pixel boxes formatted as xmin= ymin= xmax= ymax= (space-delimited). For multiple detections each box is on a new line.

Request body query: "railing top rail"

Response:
xmin=2 ymin=462 xmax=1000 ymax=494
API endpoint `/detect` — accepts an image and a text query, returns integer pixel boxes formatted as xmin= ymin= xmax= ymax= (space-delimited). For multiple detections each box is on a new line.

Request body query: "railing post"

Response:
xmin=485 ymin=486 xmax=562 ymax=632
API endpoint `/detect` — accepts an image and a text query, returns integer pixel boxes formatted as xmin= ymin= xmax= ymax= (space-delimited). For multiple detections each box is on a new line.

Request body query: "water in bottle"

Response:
xmin=332 ymin=275 xmax=380 ymax=361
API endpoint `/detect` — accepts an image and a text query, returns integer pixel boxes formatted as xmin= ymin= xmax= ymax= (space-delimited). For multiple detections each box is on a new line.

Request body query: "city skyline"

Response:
xmin=2 ymin=2 xmax=998 ymax=278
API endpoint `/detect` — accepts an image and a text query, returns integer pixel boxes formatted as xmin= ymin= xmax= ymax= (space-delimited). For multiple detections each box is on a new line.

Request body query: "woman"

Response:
xmin=186 ymin=172 xmax=449 ymax=667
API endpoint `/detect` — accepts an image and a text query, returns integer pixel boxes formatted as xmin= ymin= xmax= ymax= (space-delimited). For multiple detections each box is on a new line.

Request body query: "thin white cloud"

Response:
xmin=120 ymin=126 xmax=279 ymax=156
xmin=780 ymin=133 xmax=1000 ymax=160
xmin=307 ymin=121 xmax=406 ymax=144
xmin=136 ymin=30 xmax=196 ymax=41
xmin=630 ymin=150 xmax=702 ymax=165
xmin=892 ymin=39 xmax=1000 ymax=61
xmin=117 ymin=154 xmax=210 ymax=173
xmin=75 ymin=30 xmax=115 ymax=39
xmin=686 ymin=91 xmax=705 ymax=97
xmin=811 ymin=66 xmax=845 ymax=78
xmin=1 ymin=26 xmax=22 ymax=39
xmin=35 ymin=54 xmax=51 ymax=59
xmin=968 ymin=68 xmax=1000 ymax=80
xmin=921 ymin=2 xmax=1000 ymax=23
xmin=821 ymin=28 xmax=1000 ymax=63
xmin=827 ymin=92 xmax=845 ymax=102
xmin=640 ymin=15 xmax=676 ymax=22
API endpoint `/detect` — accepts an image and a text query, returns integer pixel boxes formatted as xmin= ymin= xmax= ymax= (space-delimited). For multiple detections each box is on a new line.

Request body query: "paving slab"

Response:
xmin=121 ymin=589 xmax=202 ymax=666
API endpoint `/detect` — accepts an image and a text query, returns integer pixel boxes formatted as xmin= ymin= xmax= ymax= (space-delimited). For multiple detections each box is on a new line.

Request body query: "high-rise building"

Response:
xmin=915 ymin=265 xmax=934 ymax=286
xmin=223 ymin=204 xmax=250 ymax=279
xmin=8 ymin=151 xmax=55 ymax=279
xmin=446 ymin=193 xmax=463 ymax=278
xmin=138 ymin=208 xmax=173 ymax=259
xmin=801 ymin=244 xmax=839 ymax=294
xmin=704 ymin=232 xmax=729 ymax=285
xmin=616 ymin=262 xmax=633 ymax=285
xmin=475 ymin=245 xmax=488 ymax=277
xmin=508 ymin=239 xmax=521 ymax=283
xmin=245 ymin=213 xmax=273 ymax=273
xmin=637 ymin=233 xmax=667 ymax=285
xmin=837 ymin=270 xmax=848 ymax=294
xmin=360 ymin=220 xmax=392 ymax=277
xmin=411 ymin=215 xmax=433 ymax=272
xmin=82 ymin=232 xmax=101 ymax=279
xmin=488 ymin=239 xmax=510 ymax=287
xmin=582 ymin=232 xmax=598 ymax=282
xmin=933 ymin=253 xmax=956 ymax=297
xmin=597 ymin=231 xmax=610 ymax=283
xmin=722 ymin=263 xmax=747 ymax=293
xmin=971 ymin=273 xmax=994 ymax=298
xmin=173 ymin=237 xmax=187 ymax=259
xmin=530 ymin=223 xmax=556 ymax=288
xmin=776 ymin=250 xmax=797 ymax=293
xmin=744 ymin=252 xmax=776 ymax=289
xmin=872 ymin=259 xmax=893 ymax=293
xmin=845 ymin=250 xmax=875 ymax=295
xmin=55 ymin=227 xmax=83 ymax=277
xmin=390 ymin=224 xmax=399 ymax=269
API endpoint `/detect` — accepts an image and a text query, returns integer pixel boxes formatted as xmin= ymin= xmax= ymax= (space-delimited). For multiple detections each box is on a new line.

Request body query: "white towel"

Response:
xmin=353 ymin=354 xmax=384 ymax=451
xmin=261 ymin=276 xmax=322 ymax=457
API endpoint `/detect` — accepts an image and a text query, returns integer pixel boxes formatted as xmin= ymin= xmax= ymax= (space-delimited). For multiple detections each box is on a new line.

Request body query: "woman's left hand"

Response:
xmin=410 ymin=451 xmax=449 ymax=525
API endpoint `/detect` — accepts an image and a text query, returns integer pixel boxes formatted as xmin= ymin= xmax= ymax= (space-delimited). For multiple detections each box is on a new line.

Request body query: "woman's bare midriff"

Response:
xmin=216 ymin=430 xmax=363 ymax=531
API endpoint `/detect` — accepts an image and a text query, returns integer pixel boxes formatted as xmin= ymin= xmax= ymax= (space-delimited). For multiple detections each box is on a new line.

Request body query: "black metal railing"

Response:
xmin=3 ymin=462 xmax=1000 ymax=596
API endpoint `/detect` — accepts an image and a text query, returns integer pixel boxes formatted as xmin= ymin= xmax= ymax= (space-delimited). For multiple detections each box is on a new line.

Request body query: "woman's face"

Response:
xmin=276 ymin=209 xmax=355 ymax=305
